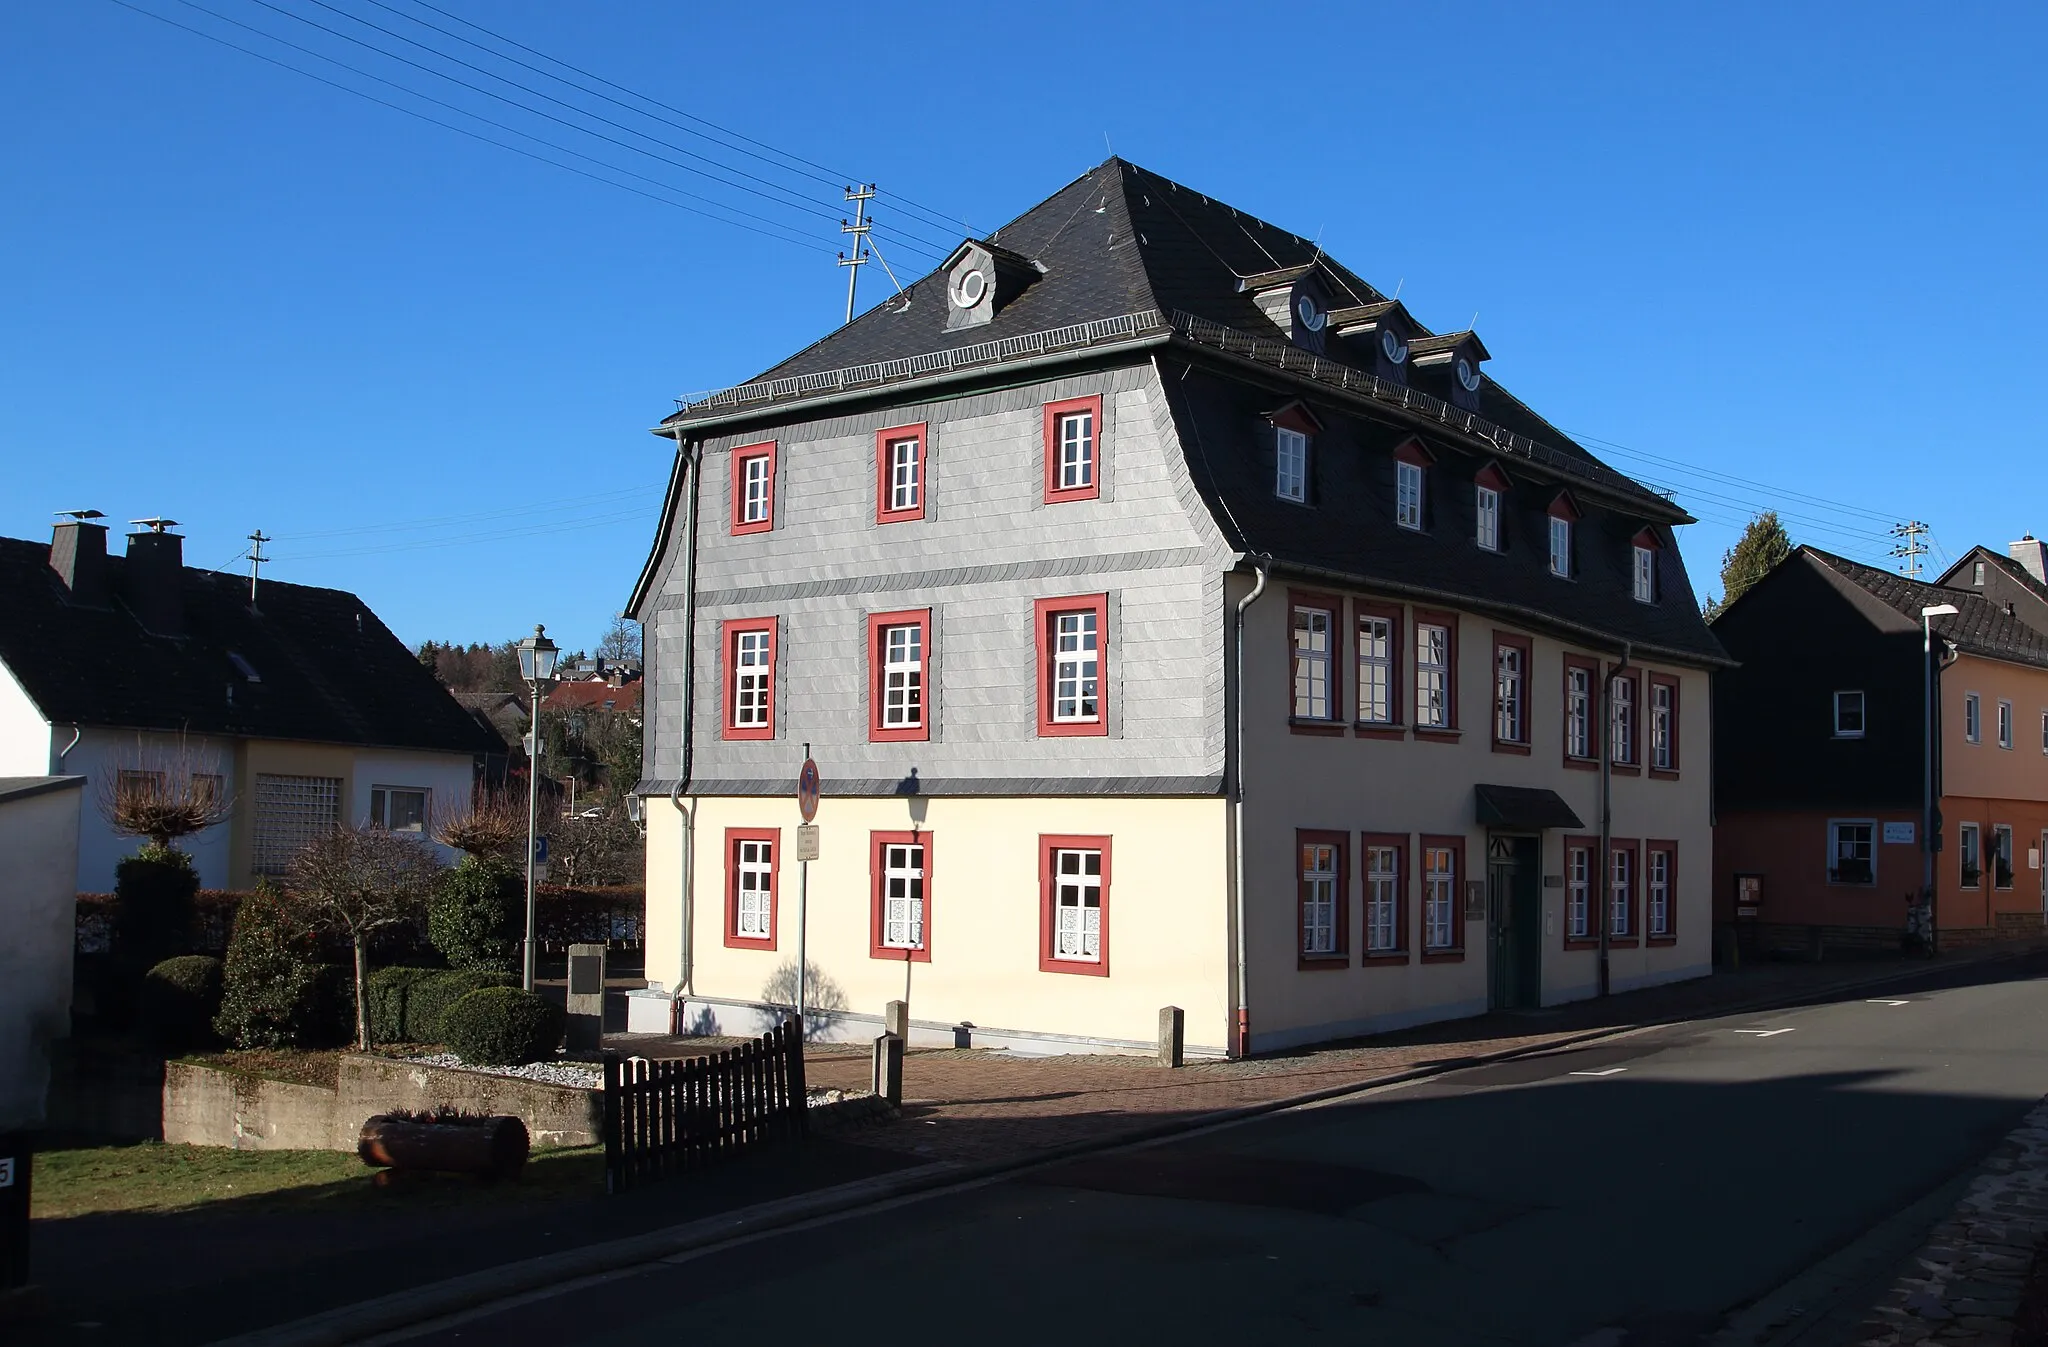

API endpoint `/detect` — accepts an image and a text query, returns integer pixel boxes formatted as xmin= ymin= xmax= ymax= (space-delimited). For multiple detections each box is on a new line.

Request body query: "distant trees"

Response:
xmin=598 ymin=613 xmax=642 ymax=663
xmin=1703 ymin=511 xmax=1793 ymax=621
xmin=416 ymin=640 xmax=524 ymax=694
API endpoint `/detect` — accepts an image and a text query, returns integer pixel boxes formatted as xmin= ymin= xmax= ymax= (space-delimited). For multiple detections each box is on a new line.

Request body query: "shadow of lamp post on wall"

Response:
xmin=518 ymin=625 xmax=560 ymax=992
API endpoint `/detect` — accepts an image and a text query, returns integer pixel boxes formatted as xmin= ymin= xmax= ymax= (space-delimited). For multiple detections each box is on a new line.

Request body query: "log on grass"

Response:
xmin=357 ymin=1114 xmax=530 ymax=1179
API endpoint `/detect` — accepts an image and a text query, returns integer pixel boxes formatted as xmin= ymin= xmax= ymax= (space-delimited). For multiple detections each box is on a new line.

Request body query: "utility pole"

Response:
xmin=1890 ymin=521 xmax=1930 ymax=580
xmin=838 ymin=184 xmax=875 ymax=325
xmin=247 ymin=529 xmax=270 ymax=605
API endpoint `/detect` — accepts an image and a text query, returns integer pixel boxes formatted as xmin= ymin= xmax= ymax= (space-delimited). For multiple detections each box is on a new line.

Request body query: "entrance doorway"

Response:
xmin=1487 ymin=834 xmax=1543 ymax=1011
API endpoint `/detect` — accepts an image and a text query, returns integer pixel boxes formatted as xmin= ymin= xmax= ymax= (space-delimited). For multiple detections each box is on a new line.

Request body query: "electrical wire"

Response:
xmin=1570 ymin=428 xmax=1900 ymax=527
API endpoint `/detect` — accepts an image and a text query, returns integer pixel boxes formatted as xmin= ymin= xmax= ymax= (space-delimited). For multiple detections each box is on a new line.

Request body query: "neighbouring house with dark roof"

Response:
xmin=1713 ymin=544 xmax=2048 ymax=951
xmin=0 ymin=518 xmax=503 ymax=891
xmin=627 ymin=158 xmax=1727 ymax=1056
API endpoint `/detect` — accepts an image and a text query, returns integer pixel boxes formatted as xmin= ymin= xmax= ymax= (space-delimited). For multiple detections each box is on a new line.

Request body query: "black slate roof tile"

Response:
xmin=1805 ymin=547 xmax=2048 ymax=669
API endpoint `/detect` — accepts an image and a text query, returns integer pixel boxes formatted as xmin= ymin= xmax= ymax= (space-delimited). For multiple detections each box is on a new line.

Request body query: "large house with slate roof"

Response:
xmin=628 ymin=159 xmax=1727 ymax=1056
xmin=1715 ymin=543 xmax=2048 ymax=949
xmin=0 ymin=518 xmax=500 ymax=891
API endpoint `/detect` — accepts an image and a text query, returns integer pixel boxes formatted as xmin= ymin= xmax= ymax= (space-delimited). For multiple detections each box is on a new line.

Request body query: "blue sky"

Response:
xmin=4 ymin=2 xmax=2040 ymax=650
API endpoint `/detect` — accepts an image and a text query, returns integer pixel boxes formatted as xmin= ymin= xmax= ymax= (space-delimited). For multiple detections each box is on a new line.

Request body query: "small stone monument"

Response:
xmin=565 ymin=942 xmax=607 ymax=1051
xmin=1158 ymin=1006 xmax=1185 ymax=1069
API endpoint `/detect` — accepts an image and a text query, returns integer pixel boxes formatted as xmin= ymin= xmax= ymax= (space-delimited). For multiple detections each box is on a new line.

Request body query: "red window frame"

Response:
xmin=867 ymin=608 xmax=932 ymax=743
xmin=1353 ymin=599 xmax=1405 ymax=739
xmin=1563 ymin=652 xmax=1599 ymax=770
xmin=730 ymin=440 xmax=777 ymax=536
xmin=1492 ymin=630 xmax=1533 ymax=754
xmin=1419 ymin=833 xmax=1467 ymax=961
xmin=1646 ymin=839 xmax=1678 ymax=945
xmin=875 ymin=422 xmax=927 ymax=524
xmin=1563 ymin=833 xmax=1600 ymax=950
xmin=1608 ymin=664 xmax=1642 ymax=775
xmin=722 ymin=827 xmax=779 ymax=951
xmin=868 ymin=830 xmax=933 ymax=963
xmin=720 ymin=616 xmax=776 ymax=742
xmin=1296 ymin=828 xmax=1350 ymax=970
xmin=1547 ymin=490 xmax=1580 ymax=578
xmin=1038 ymin=834 xmax=1112 ymax=977
xmin=1648 ymin=671 xmax=1681 ymax=779
xmin=1034 ymin=592 xmax=1110 ymax=737
xmin=1358 ymin=831 xmax=1409 ymax=964
xmin=1392 ymin=438 xmax=1434 ymax=530
xmin=1288 ymin=588 xmax=1345 ymax=734
xmin=1413 ymin=607 xmax=1459 ymax=742
xmin=1607 ymin=838 xmax=1641 ymax=947
xmin=1042 ymin=395 xmax=1103 ymax=504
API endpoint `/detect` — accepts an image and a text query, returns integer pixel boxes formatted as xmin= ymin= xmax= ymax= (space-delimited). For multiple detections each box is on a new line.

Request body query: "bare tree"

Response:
xmin=548 ymin=807 xmax=645 ymax=887
xmin=96 ymin=736 xmax=234 ymax=853
xmin=597 ymin=613 xmax=641 ymax=664
xmin=435 ymin=788 xmax=527 ymax=860
xmin=287 ymin=824 xmax=444 ymax=1049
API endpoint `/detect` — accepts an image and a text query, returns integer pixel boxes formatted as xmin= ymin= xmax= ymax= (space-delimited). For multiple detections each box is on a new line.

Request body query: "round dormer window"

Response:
xmin=951 ymin=268 xmax=989 ymax=310
xmin=1382 ymin=329 xmax=1408 ymax=363
xmin=1295 ymin=294 xmax=1326 ymax=332
xmin=1456 ymin=357 xmax=1482 ymax=392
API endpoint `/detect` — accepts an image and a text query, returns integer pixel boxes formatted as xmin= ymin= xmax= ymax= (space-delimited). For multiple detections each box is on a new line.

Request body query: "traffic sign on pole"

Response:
xmin=798 ymin=757 xmax=820 ymax=823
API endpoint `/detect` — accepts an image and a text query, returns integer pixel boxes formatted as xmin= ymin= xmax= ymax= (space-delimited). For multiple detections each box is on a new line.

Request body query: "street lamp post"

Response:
xmin=518 ymin=624 xmax=560 ymax=992
xmin=1921 ymin=604 xmax=1958 ymax=957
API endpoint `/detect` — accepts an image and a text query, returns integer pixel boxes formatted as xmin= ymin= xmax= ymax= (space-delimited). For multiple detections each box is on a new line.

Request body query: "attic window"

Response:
xmin=228 ymin=651 xmax=262 ymax=683
xmin=1974 ymin=562 xmax=1986 ymax=586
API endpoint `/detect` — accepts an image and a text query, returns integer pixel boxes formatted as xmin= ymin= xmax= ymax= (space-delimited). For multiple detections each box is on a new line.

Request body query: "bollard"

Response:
xmin=883 ymin=999 xmax=909 ymax=1040
xmin=0 ymin=1133 xmax=30 ymax=1293
xmin=872 ymin=1033 xmax=905 ymax=1107
xmin=565 ymin=942 xmax=608 ymax=1050
xmin=1158 ymin=1006 xmax=1185 ymax=1069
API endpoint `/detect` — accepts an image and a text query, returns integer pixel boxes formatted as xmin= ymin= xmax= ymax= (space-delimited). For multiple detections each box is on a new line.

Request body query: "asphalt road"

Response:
xmin=378 ymin=956 xmax=2048 ymax=1347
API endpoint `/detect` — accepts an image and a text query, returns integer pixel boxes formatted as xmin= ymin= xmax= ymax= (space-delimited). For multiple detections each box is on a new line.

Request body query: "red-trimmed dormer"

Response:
xmin=1474 ymin=461 xmax=1512 ymax=553
xmin=1547 ymin=489 xmax=1582 ymax=578
xmin=1394 ymin=438 xmax=1435 ymax=531
xmin=1266 ymin=401 xmax=1324 ymax=505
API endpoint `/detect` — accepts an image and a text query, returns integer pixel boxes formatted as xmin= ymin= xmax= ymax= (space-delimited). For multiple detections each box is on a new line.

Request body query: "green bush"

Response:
xmin=408 ymin=969 xmax=520 ymax=1043
xmin=213 ymin=883 xmax=325 ymax=1049
xmin=428 ymin=856 xmax=522 ymax=973
xmin=365 ymin=966 xmax=440 ymax=1044
xmin=114 ymin=845 xmax=199 ymax=970
xmin=440 ymin=987 xmax=564 ymax=1066
xmin=309 ymin=963 xmax=358 ymax=1049
xmin=139 ymin=955 xmax=223 ymax=1051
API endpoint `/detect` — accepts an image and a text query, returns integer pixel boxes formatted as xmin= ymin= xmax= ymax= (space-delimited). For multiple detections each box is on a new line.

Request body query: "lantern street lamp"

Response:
xmin=517 ymin=624 xmax=560 ymax=991
xmin=1921 ymin=603 xmax=1958 ymax=956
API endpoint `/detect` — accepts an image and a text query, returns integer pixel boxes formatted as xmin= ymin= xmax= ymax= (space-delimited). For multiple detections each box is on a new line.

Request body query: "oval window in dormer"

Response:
xmin=1295 ymin=294 xmax=1326 ymax=332
xmin=1457 ymin=357 xmax=1481 ymax=392
xmin=952 ymin=269 xmax=989 ymax=309
xmin=1382 ymin=329 xmax=1408 ymax=363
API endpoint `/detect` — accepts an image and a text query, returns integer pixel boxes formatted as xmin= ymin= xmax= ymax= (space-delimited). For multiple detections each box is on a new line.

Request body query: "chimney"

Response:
xmin=124 ymin=518 xmax=186 ymax=637
xmin=2011 ymin=536 xmax=2047 ymax=585
xmin=49 ymin=511 xmax=110 ymax=605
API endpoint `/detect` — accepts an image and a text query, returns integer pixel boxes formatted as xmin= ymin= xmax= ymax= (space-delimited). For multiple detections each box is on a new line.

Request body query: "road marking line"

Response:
xmin=1867 ymin=999 xmax=1912 ymax=1006
xmin=1733 ymin=1028 xmax=1797 ymax=1037
xmin=1568 ymin=1067 xmax=1628 ymax=1077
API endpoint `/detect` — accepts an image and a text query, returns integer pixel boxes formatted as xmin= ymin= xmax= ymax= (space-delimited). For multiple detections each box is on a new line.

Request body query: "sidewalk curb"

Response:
xmin=206 ymin=948 xmax=2033 ymax=1347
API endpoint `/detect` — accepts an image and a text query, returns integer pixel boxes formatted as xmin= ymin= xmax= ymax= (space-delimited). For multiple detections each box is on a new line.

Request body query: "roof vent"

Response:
xmin=2010 ymin=536 xmax=2046 ymax=585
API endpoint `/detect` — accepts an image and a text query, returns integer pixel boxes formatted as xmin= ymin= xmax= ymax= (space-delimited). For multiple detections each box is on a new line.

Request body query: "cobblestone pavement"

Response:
xmin=610 ymin=951 xmax=2031 ymax=1166
xmin=1855 ymin=1096 xmax=2048 ymax=1346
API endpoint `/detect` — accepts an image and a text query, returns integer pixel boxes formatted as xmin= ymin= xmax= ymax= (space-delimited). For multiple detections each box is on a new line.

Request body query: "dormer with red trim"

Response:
xmin=1265 ymin=401 xmax=1324 ymax=505
xmin=1546 ymin=489 xmax=1582 ymax=578
xmin=1410 ymin=330 xmax=1491 ymax=411
xmin=1474 ymin=461 xmax=1512 ymax=552
xmin=1392 ymin=438 xmax=1435 ymax=531
xmin=1631 ymin=526 xmax=1665 ymax=603
xmin=1331 ymin=300 xmax=1421 ymax=385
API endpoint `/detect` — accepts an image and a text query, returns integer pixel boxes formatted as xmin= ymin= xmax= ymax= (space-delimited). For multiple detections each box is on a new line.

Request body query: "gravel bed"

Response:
xmin=407 ymin=1052 xmax=603 ymax=1089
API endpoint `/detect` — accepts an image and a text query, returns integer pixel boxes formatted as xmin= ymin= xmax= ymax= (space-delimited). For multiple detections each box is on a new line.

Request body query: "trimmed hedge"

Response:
xmin=366 ymin=967 xmax=520 ymax=1044
xmin=140 ymin=955 xmax=223 ymax=1051
xmin=114 ymin=846 xmax=199 ymax=970
xmin=428 ymin=856 xmax=521 ymax=973
xmin=214 ymin=883 xmax=326 ymax=1049
xmin=441 ymin=987 xmax=564 ymax=1066
xmin=365 ymin=966 xmax=440 ymax=1044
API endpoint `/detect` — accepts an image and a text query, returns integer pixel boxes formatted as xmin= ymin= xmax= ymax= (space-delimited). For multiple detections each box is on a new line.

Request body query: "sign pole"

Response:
xmin=796 ymin=748 xmax=821 ymax=1029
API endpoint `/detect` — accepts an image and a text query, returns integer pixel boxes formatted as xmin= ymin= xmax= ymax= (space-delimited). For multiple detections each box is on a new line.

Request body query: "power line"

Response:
xmin=1570 ymin=428 xmax=1899 ymax=527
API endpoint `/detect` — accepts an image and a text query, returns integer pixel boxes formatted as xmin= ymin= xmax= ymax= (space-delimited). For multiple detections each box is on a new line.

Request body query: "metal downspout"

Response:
xmin=1232 ymin=557 xmax=1271 ymax=1058
xmin=669 ymin=433 xmax=702 ymax=1027
xmin=1599 ymin=642 xmax=1632 ymax=998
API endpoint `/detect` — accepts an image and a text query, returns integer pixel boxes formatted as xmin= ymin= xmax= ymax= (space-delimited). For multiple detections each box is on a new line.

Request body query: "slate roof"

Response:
xmin=1804 ymin=547 xmax=2048 ymax=669
xmin=0 ymin=535 xmax=502 ymax=754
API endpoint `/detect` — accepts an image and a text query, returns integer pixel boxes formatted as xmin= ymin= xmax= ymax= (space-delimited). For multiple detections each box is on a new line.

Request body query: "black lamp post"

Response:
xmin=517 ymin=624 xmax=560 ymax=991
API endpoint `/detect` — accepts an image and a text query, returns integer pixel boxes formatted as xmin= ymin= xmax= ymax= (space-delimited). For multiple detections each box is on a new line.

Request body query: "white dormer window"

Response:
xmin=1396 ymin=461 xmax=1423 ymax=530
xmin=1276 ymin=428 xmax=1307 ymax=503
xmin=1476 ymin=486 xmax=1500 ymax=551
xmin=1549 ymin=517 xmax=1572 ymax=577
xmin=1974 ymin=561 xmax=1987 ymax=586
xmin=1633 ymin=546 xmax=1657 ymax=603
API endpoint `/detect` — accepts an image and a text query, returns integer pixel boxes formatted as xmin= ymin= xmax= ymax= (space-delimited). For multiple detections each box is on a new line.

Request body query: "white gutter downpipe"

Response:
xmin=1231 ymin=557 xmax=1271 ymax=1058
xmin=667 ymin=433 xmax=703 ymax=1029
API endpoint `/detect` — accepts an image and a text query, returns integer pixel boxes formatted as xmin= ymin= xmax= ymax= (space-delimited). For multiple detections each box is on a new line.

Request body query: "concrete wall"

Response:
xmin=0 ymin=779 xmax=84 ymax=1130
xmin=647 ymin=793 xmax=1232 ymax=1054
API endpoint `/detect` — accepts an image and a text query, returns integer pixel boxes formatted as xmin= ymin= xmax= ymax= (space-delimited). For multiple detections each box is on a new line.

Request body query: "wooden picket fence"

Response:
xmin=602 ymin=1018 xmax=808 ymax=1193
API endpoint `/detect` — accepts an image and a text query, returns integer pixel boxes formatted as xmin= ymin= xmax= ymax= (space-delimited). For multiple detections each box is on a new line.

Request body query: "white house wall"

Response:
xmin=348 ymin=749 xmax=476 ymax=867
xmin=65 ymin=728 xmax=239 ymax=890
xmin=0 ymin=780 xmax=84 ymax=1130
xmin=0 ymin=659 xmax=53 ymax=776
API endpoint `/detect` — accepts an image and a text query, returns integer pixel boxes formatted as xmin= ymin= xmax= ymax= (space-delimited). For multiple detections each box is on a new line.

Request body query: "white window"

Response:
xmin=1549 ymin=517 xmax=1572 ymax=577
xmin=735 ymin=838 xmax=774 ymax=938
xmin=1960 ymin=822 xmax=1982 ymax=888
xmin=1974 ymin=561 xmax=1987 ymax=586
xmin=1416 ymin=623 xmax=1450 ymax=729
xmin=1476 ymin=486 xmax=1500 ymax=551
xmin=888 ymin=436 xmax=921 ymax=513
xmin=740 ymin=453 xmax=772 ymax=524
xmin=1293 ymin=606 xmax=1334 ymax=720
xmin=1648 ymin=850 xmax=1672 ymax=937
xmin=1828 ymin=819 xmax=1875 ymax=886
xmin=1994 ymin=824 xmax=2015 ymax=889
xmin=1051 ymin=610 xmax=1099 ymax=723
xmin=1050 ymin=847 xmax=1103 ymax=962
xmin=1566 ymin=846 xmax=1590 ymax=938
xmin=1357 ymin=614 xmax=1393 ymax=725
xmin=1965 ymin=693 xmax=1981 ymax=743
xmin=1999 ymin=700 xmax=2014 ymax=749
xmin=733 ymin=629 xmax=772 ymax=728
xmin=1301 ymin=843 xmax=1339 ymax=956
xmin=881 ymin=623 xmax=923 ymax=729
xmin=1566 ymin=667 xmax=1592 ymax=759
xmin=1276 ymin=428 xmax=1307 ymax=503
xmin=1364 ymin=845 xmax=1399 ymax=953
xmin=1633 ymin=546 xmax=1656 ymax=603
xmin=1057 ymin=410 xmax=1095 ymax=491
xmin=1609 ymin=848 xmax=1633 ymax=937
xmin=1496 ymin=645 xmax=1524 ymax=743
xmin=251 ymin=773 xmax=342 ymax=875
xmin=1424 ymin=846 xmax=1457 ymax=950
xmin=1396 ymin=460 xmax=1423 ymax=530
xmin=1610 ymin=676 xmax=1636 ymax=765
xmin=1834 ymin=690 xmax=1865 ymax=737
xmin=1651 ymin=683 xmax=1675 ymax=770
xmin=881 ymin=842 xmax=925 ymax=949
xmin=369 ymin=786 xmax=429 ymax=834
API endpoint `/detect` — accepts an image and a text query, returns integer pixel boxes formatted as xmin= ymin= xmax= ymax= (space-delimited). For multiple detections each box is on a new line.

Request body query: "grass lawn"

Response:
xmin=32 ymin=1140 xmax=605 ymax=1220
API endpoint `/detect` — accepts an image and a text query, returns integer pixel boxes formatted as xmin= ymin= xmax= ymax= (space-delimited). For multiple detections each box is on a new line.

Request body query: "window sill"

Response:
xmin=1609 ymin=763 xmax=1641 ymax=776
xmin=871 ymin=725 xmax=930 ymax=744
xmin=723 ymin=725 xmax=775 ymax=743
xmin=1420 ymin=950 xmax=1465 ymax=964
xmin=1825 ymin=881 xmax=1878 ymax=889
xmin=1360 ymin=952 xmax=1410 ymax=967
xmin=724 ymin=934 xmax=776 ymax=952
xmin=1039 ymin=719 xmax=1108 ymax=739
xmin=1647 ymin=936 xmax=1678 ymax=947
xmin=1607 ymin=937 xmax=1641 ymax=949
xmin=871 ymin=946 xmax=931 ymax=964
xmin=1414 ymin=728 xmax=1461 ymax=744
xmin=1288 ymin=717 xmax=1347 ymax=737
xmin=1297 ymin=954 xmax=1350 ymax=971
xmin=1648 ymin=768 xmax=1680 ymax=781
xmin=1040 ymin=956 xmax=1109 ymax=977
xmin=1832 ymin=733 xmax=1865 ymax=740
xmin=1564 ymin=756 xmax=1598 ymax=772
xmin=1354 ymin=721 xmax=1405 ymax=741
xmin=1563 ymin=938 xmax=1600 ymax=951
xmin=1491 ymin=740 xmax=1532 ymax=756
